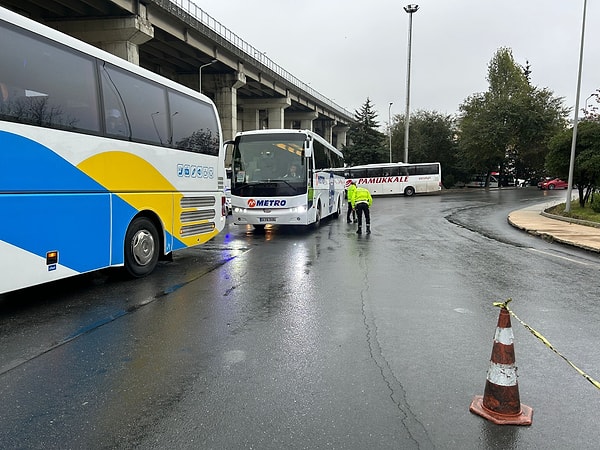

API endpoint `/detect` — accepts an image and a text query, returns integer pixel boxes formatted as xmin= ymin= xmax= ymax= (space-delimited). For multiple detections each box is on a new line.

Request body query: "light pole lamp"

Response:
xmin=388 ymin=102 xmax=393 ymax=163
xmin=403 ymin=4 xmax=419 ymax=164
xmin=584 ymin=92 xmax=598 ymax=115
xmin=199 ymin=59 xmax=218 ymax=92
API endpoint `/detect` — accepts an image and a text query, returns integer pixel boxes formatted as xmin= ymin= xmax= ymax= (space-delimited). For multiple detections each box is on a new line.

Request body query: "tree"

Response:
xmin=343 ymin=98 xmax=387 ymax=165
xmin=458 ymin=47 xmax=568 ymax=185
xmin=511 ymin=86 xmax=569 ymax=180
xmin=546 ymin=120 xmax=600 ymax=207
xmin=391 ymin=110 xmax=463 ymax=187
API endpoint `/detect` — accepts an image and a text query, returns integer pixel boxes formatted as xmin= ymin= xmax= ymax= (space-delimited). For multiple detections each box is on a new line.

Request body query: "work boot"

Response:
xmin=356 ymin=227 xmax=362 ymax=234
xmin=366 ymin=226 xmax=371 ymax=234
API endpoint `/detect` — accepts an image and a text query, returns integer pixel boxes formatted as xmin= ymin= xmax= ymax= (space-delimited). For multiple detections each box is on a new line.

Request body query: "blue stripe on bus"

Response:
xmin=0 ymin=131 xmax=180 ymax=271
xmin=0 ymin=131 xmax=106 ymax=192
xmin=2 ymin=193 xmax=111 ymax=272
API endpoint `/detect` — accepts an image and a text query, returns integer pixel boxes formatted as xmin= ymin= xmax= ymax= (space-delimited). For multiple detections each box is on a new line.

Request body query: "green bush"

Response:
xmin=591 ymin=195 xmax=600 ymax=213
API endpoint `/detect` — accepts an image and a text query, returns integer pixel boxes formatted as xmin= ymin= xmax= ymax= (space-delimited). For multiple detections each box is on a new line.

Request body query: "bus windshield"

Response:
xmin=231 ymin=133 xmax=308 ymax=197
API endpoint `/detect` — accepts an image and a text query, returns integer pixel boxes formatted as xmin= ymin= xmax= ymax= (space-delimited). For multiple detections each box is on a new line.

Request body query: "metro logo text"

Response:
xmin=247 ymin=199 xmax=287 ymax=208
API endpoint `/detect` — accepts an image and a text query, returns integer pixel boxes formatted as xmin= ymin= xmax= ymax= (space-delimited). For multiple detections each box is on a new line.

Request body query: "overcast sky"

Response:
xmin=198 ymin=0 xmax=598 ymax=126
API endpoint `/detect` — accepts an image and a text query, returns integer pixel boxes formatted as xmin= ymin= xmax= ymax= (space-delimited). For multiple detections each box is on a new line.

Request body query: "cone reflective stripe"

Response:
xmin=470 ymin=307 xmax=533 ymax=425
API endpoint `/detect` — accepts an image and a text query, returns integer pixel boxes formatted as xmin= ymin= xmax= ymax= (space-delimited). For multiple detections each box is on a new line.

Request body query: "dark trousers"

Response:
xmin=347 ymin=202 xmax=356 ymax=222
xmin=355 ymin=202 xmax=370 ymax=227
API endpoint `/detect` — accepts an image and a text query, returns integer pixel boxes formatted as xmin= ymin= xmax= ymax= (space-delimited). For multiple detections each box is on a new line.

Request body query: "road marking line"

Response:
xmin=528 ymin=247 xmax=591 ymax=265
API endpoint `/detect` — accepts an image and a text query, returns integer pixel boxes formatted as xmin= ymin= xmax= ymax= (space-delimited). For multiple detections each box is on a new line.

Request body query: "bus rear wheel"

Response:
xmin=404 ymin=186 xmax=416 ymax=197
xmin=124 ymin=217 xmax=159 ymax=278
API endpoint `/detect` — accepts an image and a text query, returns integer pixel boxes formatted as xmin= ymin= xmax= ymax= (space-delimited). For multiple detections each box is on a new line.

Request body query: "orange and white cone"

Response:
xmin=470 ymin=306 xmax=533 ymax=425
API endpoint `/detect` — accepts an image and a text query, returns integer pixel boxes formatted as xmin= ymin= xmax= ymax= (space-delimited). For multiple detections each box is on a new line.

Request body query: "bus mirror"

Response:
xmin=303 ymin=138 xmax=312 ymax=158
xmin=223 ymin=140 xmax=235 ymax=165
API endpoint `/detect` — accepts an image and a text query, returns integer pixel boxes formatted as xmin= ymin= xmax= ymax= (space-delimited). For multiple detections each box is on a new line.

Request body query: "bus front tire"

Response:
xmin=333 ymin=198 xmax=341 ymax=218
xmin=124 ymin=217 xmax=160 ymax=278
xmin=312 ymin=204 xmax=322 ymax=229
xmin=404 ymin=186 xmax=416 ymax=197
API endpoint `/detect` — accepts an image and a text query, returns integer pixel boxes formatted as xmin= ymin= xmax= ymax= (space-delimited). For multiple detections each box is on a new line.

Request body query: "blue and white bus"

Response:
xmin=228 ymin=129 xmax=345 ymax=229
xmin=0 ymin=6 xmax=227 ymax=294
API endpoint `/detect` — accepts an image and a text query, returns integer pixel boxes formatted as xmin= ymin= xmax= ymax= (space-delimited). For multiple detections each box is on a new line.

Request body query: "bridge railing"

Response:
xmin=166 ymin=0 xmax=354 ymax=120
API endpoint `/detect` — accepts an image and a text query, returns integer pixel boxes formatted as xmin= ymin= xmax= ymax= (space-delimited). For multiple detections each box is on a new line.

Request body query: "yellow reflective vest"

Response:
xmin=351 ymin=187 xmax=372 ymax=208
xmin=347 ymin=183 xmax=357 ymax=204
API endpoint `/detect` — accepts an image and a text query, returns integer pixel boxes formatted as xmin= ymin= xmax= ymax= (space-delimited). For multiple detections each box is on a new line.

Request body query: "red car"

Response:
xmin=540 ymin=178 xmax=568 ymax=190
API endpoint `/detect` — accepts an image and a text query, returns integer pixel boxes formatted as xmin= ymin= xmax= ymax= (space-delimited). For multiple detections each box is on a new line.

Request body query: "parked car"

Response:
xmin=466 ymin=174 xmax=499 ymax=188
xmin=539 ymin=178 xmax=568 ymax=190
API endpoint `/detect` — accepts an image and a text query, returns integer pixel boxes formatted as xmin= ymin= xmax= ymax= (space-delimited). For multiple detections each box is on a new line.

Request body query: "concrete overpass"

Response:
xmin=0 ymin=0 xmax=354 ymax=148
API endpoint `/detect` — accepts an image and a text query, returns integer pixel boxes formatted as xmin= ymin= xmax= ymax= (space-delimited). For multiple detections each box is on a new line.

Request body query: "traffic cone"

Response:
xmin=469 ymin=305 xmax=533 ymax=425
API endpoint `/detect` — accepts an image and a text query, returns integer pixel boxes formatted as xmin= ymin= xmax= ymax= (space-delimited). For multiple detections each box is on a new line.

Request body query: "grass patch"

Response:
xmin=547 ymin=200 xmax=600 ymax=224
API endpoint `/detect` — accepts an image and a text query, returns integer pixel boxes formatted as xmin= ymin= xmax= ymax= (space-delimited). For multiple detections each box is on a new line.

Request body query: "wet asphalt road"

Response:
xmin=1 ymin=187 xmax=600 ymax=449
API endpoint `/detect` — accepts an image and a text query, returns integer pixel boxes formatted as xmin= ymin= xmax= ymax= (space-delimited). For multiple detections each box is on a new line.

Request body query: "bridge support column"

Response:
xmin=285 ymin=112 xmax=319 ymax=131
xmin=204 ymin=72 xmax=246 ymax=142
xmin=267 ymin=106 xmax=285 ymax=129
xmin=323 ymin=120 xmax=337 ymax=145
xmin=50 ymin=9 xmax=153 ymax=65
xmin=242 ymin=109 xmax=260 ymax=131
xmin=333 ymin=125 xmax=350 ymax=150
xmin=240 ymin=97 xmax=291 ymax=130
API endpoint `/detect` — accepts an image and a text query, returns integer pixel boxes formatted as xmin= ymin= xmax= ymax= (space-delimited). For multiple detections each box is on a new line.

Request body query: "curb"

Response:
xmin=540 ymin=210 xmax=600 ymax=229
xmin=507 ymin=210 xmax=600 ymax=254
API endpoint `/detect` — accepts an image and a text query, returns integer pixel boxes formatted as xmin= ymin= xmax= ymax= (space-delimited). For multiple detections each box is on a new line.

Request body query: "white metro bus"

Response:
xmin=227 ymin=129 xmax=345 ymax=229
xmin=0 ymin=6 xmax=226 ymax=294
xmin=341 ymin=162 xmax=442 ymax=196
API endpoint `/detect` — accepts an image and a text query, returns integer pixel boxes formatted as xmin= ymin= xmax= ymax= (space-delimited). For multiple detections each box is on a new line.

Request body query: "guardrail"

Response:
xmin=164 ymin=0 xmax=354 ymax=120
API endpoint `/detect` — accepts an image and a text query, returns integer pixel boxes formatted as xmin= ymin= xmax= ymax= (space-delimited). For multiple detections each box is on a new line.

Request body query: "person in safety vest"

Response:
xmin=350 ymin=186 xmax=372 ymax=234
xmin=346 ymin=181 xmax=357 ymax=223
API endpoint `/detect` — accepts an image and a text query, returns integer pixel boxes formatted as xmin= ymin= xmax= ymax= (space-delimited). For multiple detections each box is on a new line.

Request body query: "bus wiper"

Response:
xmin=279 ymin=180 xmax=295 ymax=189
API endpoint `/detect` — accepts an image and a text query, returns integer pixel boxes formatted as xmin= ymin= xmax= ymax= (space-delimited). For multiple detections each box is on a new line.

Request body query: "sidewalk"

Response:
xmin=508 ymin=201 xmax=600 ymax=253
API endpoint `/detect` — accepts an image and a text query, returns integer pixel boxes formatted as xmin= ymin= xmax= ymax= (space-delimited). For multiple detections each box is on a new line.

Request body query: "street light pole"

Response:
xmin=199 ymin=59 xmax=218 ymax=92
xmin=388 ymin=102 xmax=393 ymax=163
xmin=565 ymin=0 xmax=587 ymax=213
xmin=403 ymin=4 xmax=419 ymax=164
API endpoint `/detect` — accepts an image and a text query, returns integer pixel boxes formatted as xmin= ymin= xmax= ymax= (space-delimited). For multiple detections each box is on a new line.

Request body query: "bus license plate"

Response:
xmin=259 ymin=217 xmax=276 ymax=222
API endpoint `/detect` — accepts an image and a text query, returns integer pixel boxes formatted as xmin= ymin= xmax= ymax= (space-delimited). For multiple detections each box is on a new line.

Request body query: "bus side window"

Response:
xmin=105 ymin=108 xmax=127 ymax=137
xmin=351 ymin=169 xmax=367 ymax=179
xmin=367 ymin=168 xmax=383 ymax=178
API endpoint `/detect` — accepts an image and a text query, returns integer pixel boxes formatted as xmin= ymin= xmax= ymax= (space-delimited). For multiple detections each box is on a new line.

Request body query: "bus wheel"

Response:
xmin=313 ymin=203 xmax=322 ymax=228
xmin=404 ymin=186 xmax=416 ymax=197
xmin=333 ymin=198 xmax=341 ymax=218
xmin=124 ymin=217 xmax=159 ymax=278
